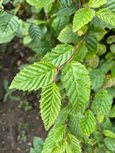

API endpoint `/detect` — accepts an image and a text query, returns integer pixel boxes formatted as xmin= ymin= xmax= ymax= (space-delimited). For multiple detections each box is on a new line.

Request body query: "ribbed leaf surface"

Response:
xmin=61 ymin=62 xmax=91 ymax=112
xmin=29 ymin=24 xmax=42 ymax=41
xmin=40 ymin=83 xmax=61 ymax=130
xmin=105 ymin=138 xmax=115 ymax=151
xmin=89 ymin=69 xmax=105 ymax=91
xmin=103 ymin=130 xmax=115 ymax=138
xmin=92 ymin=89 xmax=113 ymax=117
xmin=80 ymin=110 xmax=97 ymax=135
xmin=26 ymin=0 xmax=54 ymax=9
xmin=43 ymin=44 xmax=74 ymax=67
xmin=104 ymin=0 xmax=115 ymax=12
xmin=58 ymin=25 xmax=79 ymax=43
xmin=96 ymin=8 xmax=115 ymax=26
xmin=52 ymin=141 xmax=65 ymax=153
xmin=42 ymin=126 xmax=65 ymax=153
xmin=10 ymin=62 xmax=57 ymax=91
xmin=0 ymin=12 xmax=19 ymax=43
xmin=88 ymin=0 xmax=107 ymax=8
xmin=51 ymin=16 xmax=69 ymax=36
xmin=56 ymin=0 xmax=76 ymax=16
xmin=73 ymin=8 xmax=95 ymax=32
xmin=66 ymin=133 xmax=81 ymax=153
xmin=86 ymin=32 xmax=97 ymax=54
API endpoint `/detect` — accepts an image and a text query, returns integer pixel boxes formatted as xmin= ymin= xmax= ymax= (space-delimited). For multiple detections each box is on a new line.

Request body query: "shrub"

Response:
xmin=0 ymin=0 xmax=115 ymax=152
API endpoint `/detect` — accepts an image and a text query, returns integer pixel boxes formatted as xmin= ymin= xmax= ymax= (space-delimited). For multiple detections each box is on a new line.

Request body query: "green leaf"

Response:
xmin=10 ymin=62 xmax=57 ymax=91
xmin=106 ymin=35 xmax=115 ymax=44
xmin=88 ymin=0 xmax=107 ymax=8
xmin=30 ymin=137 xmax=44 ymax=153
xmin=96 ymin=8 xmax=115 ymax=26
xmin=29 ymin=24 xmax=42 ymax=42
xmin=109 ymin=105 xmax=115 ymax=118
xmin=85 ymin=54 xmax=99 ymax=69
xmin=89 ymin=69 xmax=105 ymax=91
xmin=26 ymin=0 xmax=54 ymax=12
xmin=56 ymin=0 xmax=76 ymax=16
xmin=40 ymin=83 xmax=61 ymax=130
xmin=43 ymin=44 xmax=74 ymax=67
xmin=92 ymin=89 xmax=113 ymax=117
xmin=0 ymin=12 xmax=19 ymax=43
xmin=86 ymin=32 xmax=98 ymax=54
xmin=105 ymin=138 xmax=115 ymax=151
xmin=103 ymin=130 xmax=115 ymax=138
xmin=103 ymin=75 xmax=115 ymax=89
xmin=110 ymin=44 xmax=115 ymax=54
xmin=104 ymin=0 xmax=115 ymax=12
xmin=69 ymin=114 xmax=81 ymax=138
xmin=61 ymin=61 xmax=91 ymax=112
xmin=74 ymin=43 xmax=88 ymax=61
xmin=58 ymin=25 xmax=79 ymax=43
xmin=66 ymin=133 xmax=81 ymax=153
xmin=42 ymin=125 xmax=65 ymax=153
xmin=80 ymin=110 xmax=96 ymax=135
xmin=51 ymin=16 xmax=69 ymax=36
xmin=52 ymin=141 xmax=65 ymax=153
xmin=73 ymin=8 xmax=95 ymax=32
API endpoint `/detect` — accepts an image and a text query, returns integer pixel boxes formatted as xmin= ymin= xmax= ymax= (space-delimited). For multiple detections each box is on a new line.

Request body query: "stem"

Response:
xmin=80 ymin=0 xmax=85 ymax=6
xmin=53 ymin=45 xmax=79 ymax=82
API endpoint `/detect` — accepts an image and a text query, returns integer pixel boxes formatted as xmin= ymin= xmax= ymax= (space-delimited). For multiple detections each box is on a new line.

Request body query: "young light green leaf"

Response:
xmin=52 ymin=141 xmax=65 ymax=153
xmin=61 ymin=61 xmax=91 ymax=112
xmin=73 ymin=8 xmax=95 ymax=32
xmin=92 ymin=89 xmax=113 ymax=117
xmin=66 ymin=133 xmax=81 ymax=153
xmin=42 ymin=125 xmax=65 ymax=153
xmin=80 ymin=110 xmax=97 ymax=135
xmin=88 ymin=0 xmax=107 ymax=8
xmin=58 ymin=25 xmax=79 ymax=43
xmin=40 ymin=83 xmax=61 ymax=130
xmin=10 ymin=62 xmax=57 ymax=91
xmin=26 ymin=0 xmax=54 ymax=12
xmin=96 ymin=8 xmax=115 ymax=26
xmin=43 ymin=44 xmax=75 ymax=67
xmin=103 ymin=130 xmax=115 ymax=138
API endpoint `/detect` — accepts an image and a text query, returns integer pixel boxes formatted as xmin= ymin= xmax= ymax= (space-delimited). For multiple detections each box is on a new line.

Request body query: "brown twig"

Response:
xmin=80 ymin=0 xmax=85 ymax=6
xmin=53 ymin=45 xmax=79 ymax=82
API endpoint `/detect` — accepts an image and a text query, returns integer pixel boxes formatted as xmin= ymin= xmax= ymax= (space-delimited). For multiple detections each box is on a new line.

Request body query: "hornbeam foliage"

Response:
xmin=0 ymin=12 xmax=20 ymax=43
xmin=72 ymin=8 xmax=95 ymax=32
xmin=96 ymin=8 xmax=115 ymax=26
xmin=61 ymin=62 xmax=91 ymax=112
xmin=92 ymin=89 xmax=112 ymax=119
xmin=10 ymin=62 xmax=57 ymax=91
xmin=40 ymin=83 xmax=61 ymax=130
xmin=66 ymin=133 xmax=81 ymax=153
xmin=43 ymin=44 xmax=75 ymax=67
xmin=80 ymin=110 xmax=97 ymax=135
xmin=0 ymin=0 xmax=114 ymax=152
xmin=88 ymin=0 xmax=107 ymax=8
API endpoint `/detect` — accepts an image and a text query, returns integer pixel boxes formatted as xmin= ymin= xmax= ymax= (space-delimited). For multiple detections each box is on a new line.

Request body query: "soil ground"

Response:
xmin=0 ymin=39 xmax=47 ymax=153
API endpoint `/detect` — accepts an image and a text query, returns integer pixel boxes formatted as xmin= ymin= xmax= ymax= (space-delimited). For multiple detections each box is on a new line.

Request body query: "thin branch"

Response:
xmin=53 ymin=45 xmax=79 ymax=82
